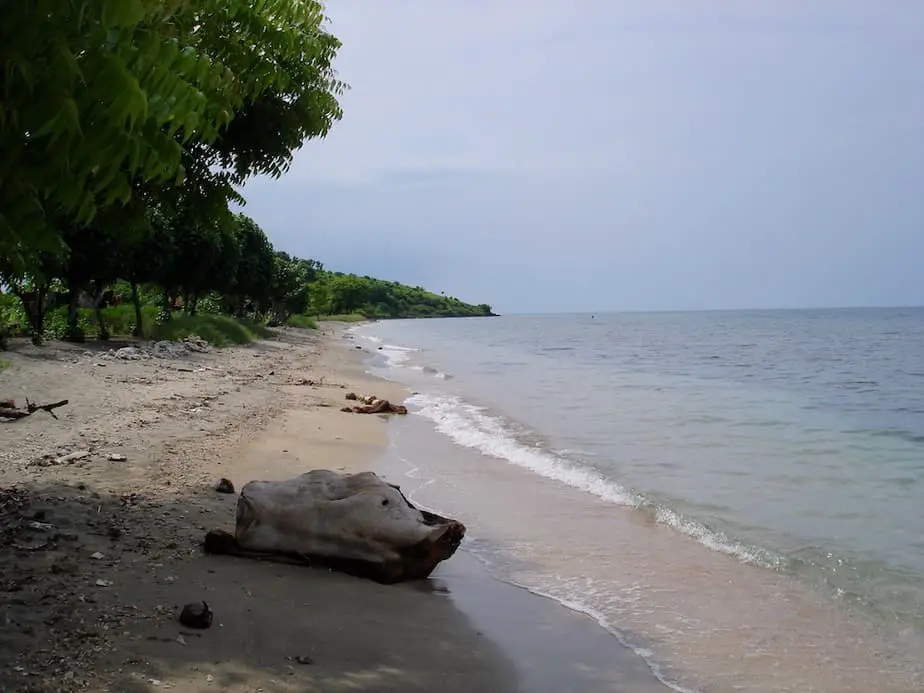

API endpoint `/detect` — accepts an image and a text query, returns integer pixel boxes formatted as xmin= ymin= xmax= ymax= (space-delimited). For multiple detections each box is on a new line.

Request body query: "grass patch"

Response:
xmin=150 ymin=314 xmax=270 ymax=347
xmin=285 ymin=314 xmax=318 ymax=329
xmin=236 ymin=317 xmax=273 ymax=339
xmin=0 ymin=359 xmax=10 ymax=372
xmin=101 ymin=304 xmax=159 ymax=337
xmin=318 ymin=313 xmax=367 ymax=322
xmin=38 ymin=305 xmax=160 ymax=341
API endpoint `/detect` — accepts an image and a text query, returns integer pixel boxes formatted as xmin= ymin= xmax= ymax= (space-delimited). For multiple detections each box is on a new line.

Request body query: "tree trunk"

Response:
xmin=66 ymin=289 xmax=79 ymax=330
xmin=13 ymin=286 xmax=48 ymax=345
xmin=131 ymin=282 xmax=144 ymax=338
xmin=91 ymin=285 xmax=109 ymax=340
xmin=161 ymin=290 xmax=172 ymax=322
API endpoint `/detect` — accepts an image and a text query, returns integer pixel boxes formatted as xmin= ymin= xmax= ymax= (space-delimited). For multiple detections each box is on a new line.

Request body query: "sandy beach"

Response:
xmin=0 ymin=325 xmax=668 ymax=693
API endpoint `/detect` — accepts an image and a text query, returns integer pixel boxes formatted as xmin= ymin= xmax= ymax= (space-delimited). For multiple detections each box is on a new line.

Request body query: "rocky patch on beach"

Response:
xmin=90 ymin=335 xmax=210 ymax=362
xmin=341 ymin=392 xmax=408 ymax=415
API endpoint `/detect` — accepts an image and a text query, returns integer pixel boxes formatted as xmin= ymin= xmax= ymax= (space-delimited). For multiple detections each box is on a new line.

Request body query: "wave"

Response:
xmin=376 ymin=343 xmax=418 ymax=367
xmin=390 ymin=448 xmax=698 ymax=693
xmin=407 ymin=391 xmax=778 ymax=567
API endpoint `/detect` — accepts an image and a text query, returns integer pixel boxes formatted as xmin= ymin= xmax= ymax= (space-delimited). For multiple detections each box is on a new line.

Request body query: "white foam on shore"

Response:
xmin=408 ymin=392 xmax=639 ymax=506
xmin=463 ymin=549 xmax=701 ymax=693
xmin=388 ymin=447 xmax=698 ymax=693
xmin=378 ymin=344 xmax=417 ymax=367
xmin=407 ymin=391 xmax=775 ymax=567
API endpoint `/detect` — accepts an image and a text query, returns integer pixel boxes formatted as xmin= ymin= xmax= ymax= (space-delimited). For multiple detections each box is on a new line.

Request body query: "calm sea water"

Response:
xmin=354 ymin=309 xmax=924 ymax=692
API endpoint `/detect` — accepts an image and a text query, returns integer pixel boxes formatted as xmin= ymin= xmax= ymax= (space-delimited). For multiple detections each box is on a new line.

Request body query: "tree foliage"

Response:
xmin=1 ymin=206 xmax=495 ymax=346
xmin=1 ymin=0 xmax=344 ymax=274
xmin=1 ymin=2 xmax=495 ymax=348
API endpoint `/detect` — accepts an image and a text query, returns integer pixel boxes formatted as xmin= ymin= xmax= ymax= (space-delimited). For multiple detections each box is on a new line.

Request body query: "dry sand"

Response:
xmin=0 ymin=324 xmax=669 ymax=693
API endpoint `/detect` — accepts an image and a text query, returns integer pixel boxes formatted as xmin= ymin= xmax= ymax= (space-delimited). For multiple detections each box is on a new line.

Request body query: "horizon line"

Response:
xmin=492 ymin=304 xmax=924 ymax=317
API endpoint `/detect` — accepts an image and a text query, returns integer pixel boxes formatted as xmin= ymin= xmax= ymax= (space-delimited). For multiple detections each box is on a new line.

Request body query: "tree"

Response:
xmin=1 ymin=0 xmax=344 ymax=278
xmin=0 ymin=248 xmax=62 ymax=344
xmin=122 ymin=203 xmax=178 ymax=336
xmin=226 ymin=214 xmax=276 ymax=317
xmin=267 ymin=253 xmax=311 ymax=325
xmin=327 ymin=274 xmax=370 ymax=315
xmin=59 ymin=222 xmax=123 ymax=340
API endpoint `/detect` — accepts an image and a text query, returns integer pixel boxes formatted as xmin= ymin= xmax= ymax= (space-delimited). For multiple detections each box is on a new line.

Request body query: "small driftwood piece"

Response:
xmin=0 ymin=398 xmax=69 ymax=421
xmin=203 ymin=470 xmax=465 ymax=584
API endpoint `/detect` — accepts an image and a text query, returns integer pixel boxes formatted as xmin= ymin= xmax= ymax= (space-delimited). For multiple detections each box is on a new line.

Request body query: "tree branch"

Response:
xmin=0 ymin=399 xmax=69 ymax=421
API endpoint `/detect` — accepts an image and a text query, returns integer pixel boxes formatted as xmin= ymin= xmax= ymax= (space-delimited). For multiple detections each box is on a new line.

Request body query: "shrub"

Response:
xmin=151 ymin=314 xmax=271 ymax=347
xmin=318 ymin=313 xmax=366 ymax=322
xmin=285 ymin=314 xmax=318 ymax=329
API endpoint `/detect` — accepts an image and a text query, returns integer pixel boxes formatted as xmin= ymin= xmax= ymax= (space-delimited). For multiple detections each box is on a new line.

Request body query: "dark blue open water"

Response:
xmin=354 ymin=308 xmax=924 ymax=692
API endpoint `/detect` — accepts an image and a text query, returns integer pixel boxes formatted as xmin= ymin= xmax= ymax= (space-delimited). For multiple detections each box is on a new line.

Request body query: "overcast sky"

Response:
xmin=240 ymin=1 xmax=924 ymax=315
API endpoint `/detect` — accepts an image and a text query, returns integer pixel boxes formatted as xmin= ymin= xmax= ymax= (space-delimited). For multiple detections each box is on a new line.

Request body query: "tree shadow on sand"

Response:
xmin=0 ymin=480 xmax=520 ymax=693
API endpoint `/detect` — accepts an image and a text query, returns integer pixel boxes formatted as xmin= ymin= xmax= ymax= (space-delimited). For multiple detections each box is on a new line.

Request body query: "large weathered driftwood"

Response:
xmin=203 ymin=470 xmax=465 ymax=584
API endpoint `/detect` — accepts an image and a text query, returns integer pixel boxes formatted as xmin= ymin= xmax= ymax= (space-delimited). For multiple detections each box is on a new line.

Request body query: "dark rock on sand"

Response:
xmin=179 ymin=601 xmax=213 ymax=629
xmin=215 ymin=478 xmax=235 ymax=494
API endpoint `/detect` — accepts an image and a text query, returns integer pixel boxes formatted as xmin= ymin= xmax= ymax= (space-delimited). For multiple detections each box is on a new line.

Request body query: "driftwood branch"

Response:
xmin=204 ymin=470 xmax=465 ymax=584
xmin=0 ymin=399 xmax=69 ymax=421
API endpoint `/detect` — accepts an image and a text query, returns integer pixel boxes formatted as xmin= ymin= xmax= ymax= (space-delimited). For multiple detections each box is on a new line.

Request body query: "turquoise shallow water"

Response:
xmin=354 ymin=308 xmax=924 ymax=690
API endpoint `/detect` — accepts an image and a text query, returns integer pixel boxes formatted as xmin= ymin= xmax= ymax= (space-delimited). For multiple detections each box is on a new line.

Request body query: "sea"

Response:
xmin=352 ymin=308 xmax=924 ymax=693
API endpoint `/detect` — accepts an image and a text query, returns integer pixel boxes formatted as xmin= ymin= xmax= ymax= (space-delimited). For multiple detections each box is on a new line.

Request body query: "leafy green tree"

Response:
xmin=121 ymin=204 xmax=178 ymax=335
xmin=226 ymin=214 xmax=276 ymax=317
xmin=0 ymin=249 xmax=63 ymax=344
xmin=1 ymin=0 xmax=344 ymax=276
xmin=267 ymin=252 xmax=311 ymax=325
xmin=58 ymin=222 xmax=125 ymax=340
xmin=326 ymin=274 xmax=370 ymax=314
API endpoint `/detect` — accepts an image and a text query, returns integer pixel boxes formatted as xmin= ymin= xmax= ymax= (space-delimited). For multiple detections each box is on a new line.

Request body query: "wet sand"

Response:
xmin=0 ymin=324 xmax=666 ymax=692
xmin=372 ymin=366 xmax=924 ymax=693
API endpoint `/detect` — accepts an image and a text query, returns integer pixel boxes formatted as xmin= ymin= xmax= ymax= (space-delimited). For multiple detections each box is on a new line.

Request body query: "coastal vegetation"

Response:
xmin=0 ymin=2 xmax=491 ymax=348
xmin=0 ymin=215 xmax=494 ymax=346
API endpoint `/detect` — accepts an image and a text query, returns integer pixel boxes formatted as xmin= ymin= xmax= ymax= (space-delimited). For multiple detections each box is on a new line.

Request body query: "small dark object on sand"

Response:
xmin=179 ymin=601 xmax=213 ymax=629
xmin=215 ymin=478 xmax=235 ymax=494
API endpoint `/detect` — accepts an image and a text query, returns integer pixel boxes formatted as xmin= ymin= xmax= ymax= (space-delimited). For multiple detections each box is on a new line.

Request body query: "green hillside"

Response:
xmin=309 ymin=271 xmax=495 ymax=319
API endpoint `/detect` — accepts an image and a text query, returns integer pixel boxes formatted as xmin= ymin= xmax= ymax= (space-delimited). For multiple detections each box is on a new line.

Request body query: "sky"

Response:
xmin=240 ymin=1 xmax=924 ymax=315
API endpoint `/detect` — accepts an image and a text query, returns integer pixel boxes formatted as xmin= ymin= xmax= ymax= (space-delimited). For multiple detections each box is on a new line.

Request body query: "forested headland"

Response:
xmin=0 ymin=2 xmax=492 ymax=349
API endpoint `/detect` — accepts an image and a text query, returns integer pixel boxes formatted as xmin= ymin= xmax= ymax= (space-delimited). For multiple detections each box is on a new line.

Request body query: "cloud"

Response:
xmin=241 ymin=0 xmax=924 ymax=313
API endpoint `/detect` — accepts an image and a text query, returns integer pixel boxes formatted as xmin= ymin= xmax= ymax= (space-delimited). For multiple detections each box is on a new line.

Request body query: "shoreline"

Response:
xmin=349 ymin=319 xmax=924 ymax=693
xmin=0 ymin=324 xmax=665 ymax=692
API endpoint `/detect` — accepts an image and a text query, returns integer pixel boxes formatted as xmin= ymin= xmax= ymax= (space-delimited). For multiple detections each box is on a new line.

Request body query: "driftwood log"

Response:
xmin=0 ymin=398 xmax=69 ymax=421
xmin=204 ymin=470 xmax=465 ymax=584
